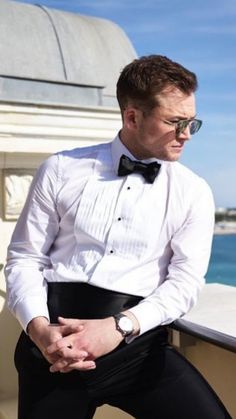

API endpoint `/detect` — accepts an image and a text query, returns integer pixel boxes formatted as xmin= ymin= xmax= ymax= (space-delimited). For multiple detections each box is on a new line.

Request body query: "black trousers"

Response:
xmin=15 ymin=283 xmax=232 ymax=419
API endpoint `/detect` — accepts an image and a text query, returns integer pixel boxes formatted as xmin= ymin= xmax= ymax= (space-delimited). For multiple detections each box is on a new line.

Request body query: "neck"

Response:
xmin=119 ymin=130 xmax=153 ymax=160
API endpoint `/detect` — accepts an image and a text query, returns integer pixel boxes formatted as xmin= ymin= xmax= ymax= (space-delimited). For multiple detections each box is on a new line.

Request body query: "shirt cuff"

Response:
xmin=15 ymin=296 xmax=50 ymax=332
xmin=126 ymin=300 xmax=164 ymax=342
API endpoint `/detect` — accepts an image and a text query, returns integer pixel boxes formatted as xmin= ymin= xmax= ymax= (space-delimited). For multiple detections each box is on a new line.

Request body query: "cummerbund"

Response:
xmin=47 ymin=282 xmax=143 ymax=323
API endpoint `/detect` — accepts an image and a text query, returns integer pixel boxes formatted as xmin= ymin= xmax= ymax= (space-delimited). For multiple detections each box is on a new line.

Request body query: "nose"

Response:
xmin=178 ymin=124 xmax=191 ymax=140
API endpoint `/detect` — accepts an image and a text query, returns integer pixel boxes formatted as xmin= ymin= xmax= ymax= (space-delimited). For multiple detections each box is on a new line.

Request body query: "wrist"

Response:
xmin=27 ymin=316 xmax=49 ymax=338
xmin=113 ymin=311 xmax=140 ymax=338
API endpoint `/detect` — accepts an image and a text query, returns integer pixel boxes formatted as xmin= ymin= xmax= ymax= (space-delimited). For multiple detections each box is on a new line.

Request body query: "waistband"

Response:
xmin=47 ymin=282 xmax=143 ymax=323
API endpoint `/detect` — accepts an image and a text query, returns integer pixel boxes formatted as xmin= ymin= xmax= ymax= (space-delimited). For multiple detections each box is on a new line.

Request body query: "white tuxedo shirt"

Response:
xmin=5 ymin=135 xmax=215 ymax=335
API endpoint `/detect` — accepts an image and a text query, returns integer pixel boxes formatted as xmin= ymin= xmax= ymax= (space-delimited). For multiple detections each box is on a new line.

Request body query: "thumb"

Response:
xmin=58 ymin=317 xmax=84 ymax=333
xmin=57 ymin=316 xmax=77 ymax=325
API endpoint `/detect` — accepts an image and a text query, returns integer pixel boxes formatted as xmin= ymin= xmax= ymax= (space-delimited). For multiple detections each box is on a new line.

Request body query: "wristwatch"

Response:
xmin=113 ymin=313 xmax=134 ymax=337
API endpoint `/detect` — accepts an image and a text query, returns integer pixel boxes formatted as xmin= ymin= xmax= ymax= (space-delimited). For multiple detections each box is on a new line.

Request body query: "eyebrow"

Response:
xmin=170 ymin=114 xmax=197 ymax=120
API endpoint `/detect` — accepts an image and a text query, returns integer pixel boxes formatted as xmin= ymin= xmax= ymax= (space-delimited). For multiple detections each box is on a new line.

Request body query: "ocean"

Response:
xmin=206 ymin=234 xmax=236 ymax=287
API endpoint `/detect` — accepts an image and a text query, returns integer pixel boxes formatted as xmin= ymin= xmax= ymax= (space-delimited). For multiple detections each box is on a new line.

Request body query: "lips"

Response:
xmin=172 ymin=145 xmax=183 ymax=150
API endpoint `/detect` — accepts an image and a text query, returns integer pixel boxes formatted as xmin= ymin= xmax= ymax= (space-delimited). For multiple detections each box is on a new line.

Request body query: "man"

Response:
xmin=5 ymin=55 xmax=231 ymax=419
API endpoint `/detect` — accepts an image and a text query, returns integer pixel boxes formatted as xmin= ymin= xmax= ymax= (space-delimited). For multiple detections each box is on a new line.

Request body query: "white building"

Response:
xmin=0 ymin=2 xmax=136 ymax=417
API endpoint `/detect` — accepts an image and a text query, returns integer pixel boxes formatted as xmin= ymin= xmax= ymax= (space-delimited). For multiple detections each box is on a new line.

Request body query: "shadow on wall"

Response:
xmin=0 ymin=280 xmax=21 ymax=399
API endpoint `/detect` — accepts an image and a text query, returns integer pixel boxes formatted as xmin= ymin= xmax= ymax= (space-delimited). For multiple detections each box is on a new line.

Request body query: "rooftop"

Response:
xmin=0 ymin=0 xmax=137 ymax=107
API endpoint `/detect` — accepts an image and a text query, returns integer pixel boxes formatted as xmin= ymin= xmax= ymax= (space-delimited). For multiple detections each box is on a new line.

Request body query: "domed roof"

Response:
xmin=0 ymin=0 xmax=137 ymax=107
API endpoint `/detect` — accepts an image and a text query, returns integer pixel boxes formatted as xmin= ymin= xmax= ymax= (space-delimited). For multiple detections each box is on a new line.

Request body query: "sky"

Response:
xmin=13 ymin=0 xmax=236 ymax=208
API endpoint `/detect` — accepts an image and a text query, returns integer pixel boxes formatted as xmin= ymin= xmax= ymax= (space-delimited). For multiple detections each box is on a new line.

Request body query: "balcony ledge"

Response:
xmin=171 ymin=283 xmax=236 ymax=353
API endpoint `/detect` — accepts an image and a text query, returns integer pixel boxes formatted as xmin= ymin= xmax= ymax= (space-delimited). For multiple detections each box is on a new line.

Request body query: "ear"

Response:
xmin=123 ymin=107 xmax=138 ymax=129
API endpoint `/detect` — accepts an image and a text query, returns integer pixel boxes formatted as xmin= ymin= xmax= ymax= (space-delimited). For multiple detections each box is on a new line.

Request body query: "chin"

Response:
xmin=170 ymin=150 xmax=183 ymax=161
xmin=165 ymin=155 xmax=181 ymax=162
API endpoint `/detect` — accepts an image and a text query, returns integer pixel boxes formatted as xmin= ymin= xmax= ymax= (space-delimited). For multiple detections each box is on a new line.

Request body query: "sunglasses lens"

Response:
xmin=176 ymin=120 xmax=189 ymax=135
xmin=189 ymin=119 xmax=202 ymax=134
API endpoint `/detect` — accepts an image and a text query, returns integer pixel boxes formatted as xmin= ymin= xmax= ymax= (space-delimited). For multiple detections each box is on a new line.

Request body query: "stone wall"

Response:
xmin=0 ymin=102 xmax=121 ymax=416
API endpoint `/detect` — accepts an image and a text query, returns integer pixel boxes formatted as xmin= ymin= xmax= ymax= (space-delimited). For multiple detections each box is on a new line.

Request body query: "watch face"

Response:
xmin=119 ymin=316 xmax=133 ymax=334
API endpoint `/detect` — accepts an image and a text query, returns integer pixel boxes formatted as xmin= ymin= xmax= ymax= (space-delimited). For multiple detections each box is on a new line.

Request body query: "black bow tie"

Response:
xmin=118 ymin=154 xmax=161 ymax=184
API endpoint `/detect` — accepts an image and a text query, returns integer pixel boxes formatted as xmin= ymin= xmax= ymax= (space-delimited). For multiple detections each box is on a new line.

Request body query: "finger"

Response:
xmin=60 ymin=324 xmax=84 ymax=335
xmin=58 ymin=316 xmax=73 ymax=324
xmin=45 ymin=337 xmax=76 ymax=355
xmin=43 ymin=353 xmax=61 ymax=364
xmin=45 ymin=340 xmax=63 ymax=355
xmin=56 ymin=359 xmax=96 ymax=373
xmin=59 ymin=366 xmax=74 ymax=373
xmin=50 ymin=358 xmax=69 ymax=373
xmin=46 ymin=339 xmax=88 ymax=358
xmin=58 ymin=316 xmax=84 ymax=326
xmin=54 ymin=347 xmax=88 ymax=360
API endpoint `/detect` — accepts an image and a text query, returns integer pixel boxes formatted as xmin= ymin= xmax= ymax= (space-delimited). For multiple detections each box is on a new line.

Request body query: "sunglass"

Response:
xmin=163 ymin=118 xmax=202 ymax=136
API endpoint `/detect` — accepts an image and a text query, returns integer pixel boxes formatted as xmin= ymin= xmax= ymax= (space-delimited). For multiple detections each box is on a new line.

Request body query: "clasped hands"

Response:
xmin=28 ymin=316 xmax=124 ymax=373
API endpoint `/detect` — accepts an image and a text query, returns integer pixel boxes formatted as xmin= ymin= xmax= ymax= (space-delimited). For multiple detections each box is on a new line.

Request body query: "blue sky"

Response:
xmin=13 ymin=0 xmax=236 ymax=208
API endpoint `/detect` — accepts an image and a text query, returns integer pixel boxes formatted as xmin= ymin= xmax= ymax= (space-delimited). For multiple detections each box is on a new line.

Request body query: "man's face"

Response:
xmin=121 ymin=88 xmax=197 ymax=161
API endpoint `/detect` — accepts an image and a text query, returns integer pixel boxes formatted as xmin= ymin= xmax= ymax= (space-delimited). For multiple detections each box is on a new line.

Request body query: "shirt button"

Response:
xmin=117 ymin=217 xmax=122 ymax=221
xmin=110 ymin=250 xmax=114 ymax=254
xmin=127 ymin=186 xmax=131 ymax=190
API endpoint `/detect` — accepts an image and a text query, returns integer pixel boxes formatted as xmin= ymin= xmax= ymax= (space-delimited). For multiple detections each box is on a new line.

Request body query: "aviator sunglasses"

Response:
xmin=163 ymin=118 xmax=202 ymax=136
